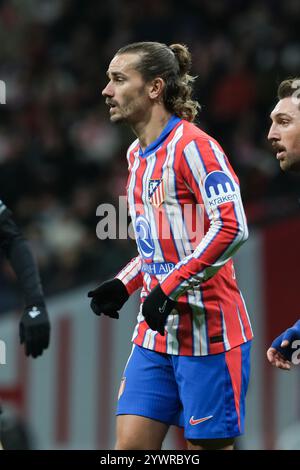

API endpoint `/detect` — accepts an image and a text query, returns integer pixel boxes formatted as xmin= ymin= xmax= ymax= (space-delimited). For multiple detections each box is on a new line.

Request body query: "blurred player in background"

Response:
xmin=89 ymin=42 xmax=252 ymax=450
xmin=0 ymin=199 xmax=50 ymax=448
xmin=267 ymin=78 xmax=300 ymax=370
xmin=0 ymin=200 xmax=50 ymax=357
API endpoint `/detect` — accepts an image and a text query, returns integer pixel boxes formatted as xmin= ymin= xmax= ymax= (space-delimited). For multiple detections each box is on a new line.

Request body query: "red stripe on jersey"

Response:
xmin=153 ymin=332 xmax=168 ymax=354
xmin=217 ymin=263 xmax=246 ymax=349
xmin=196 ymin=137 xmax=224 ymax=173
xmin=131 ymin=158 xmax=147 ymax=218
xmin=124 ymin=274 xmax=143 ymax=295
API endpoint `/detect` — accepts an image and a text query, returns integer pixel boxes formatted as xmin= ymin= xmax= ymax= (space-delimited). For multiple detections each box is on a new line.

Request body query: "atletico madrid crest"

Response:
xmin=148 ymin=178 xmax=165 ymax=208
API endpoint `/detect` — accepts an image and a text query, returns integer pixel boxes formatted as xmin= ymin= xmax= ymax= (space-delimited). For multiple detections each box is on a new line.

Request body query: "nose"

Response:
xmin=102 ymin=81 xmax=114 ymax=97
xmin=267 ymin=122 xmax=280 ymax=142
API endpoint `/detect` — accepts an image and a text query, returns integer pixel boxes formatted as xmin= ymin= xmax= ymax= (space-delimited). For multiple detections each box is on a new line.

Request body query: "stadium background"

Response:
xmin=0 ymin=0 xmax=299 ymax=449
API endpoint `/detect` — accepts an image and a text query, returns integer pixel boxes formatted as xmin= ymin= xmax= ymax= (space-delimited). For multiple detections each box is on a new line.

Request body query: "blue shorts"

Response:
xmin=116 ymin=342 xmax=251 ymax=440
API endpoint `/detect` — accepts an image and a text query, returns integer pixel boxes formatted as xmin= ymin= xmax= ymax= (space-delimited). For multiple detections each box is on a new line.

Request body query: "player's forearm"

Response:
xmin=0 ymin=211 xmax=44 ymax=305
xmin=115 ymin=254 xmax=143 ymax=295
xmin=160 ymin=212 xmax=248 ymax=299
xmin=7 ymin=236 xmax=45 ymax=305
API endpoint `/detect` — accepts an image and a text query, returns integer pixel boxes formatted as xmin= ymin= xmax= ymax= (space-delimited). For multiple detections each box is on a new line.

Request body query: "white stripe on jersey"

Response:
xmin=126 ymin=139 xmax=139 ymax=171
xmin=236 ymin=304 xmax=247 ymax=343
xmin=117 ymin=256 xmax=142 ymax=286
xmin=239 ymin=290 xmax=253 ymax=336
xmin=127 ymin=155 xmax=141 ymax=228
xmin=208 ymin=139 xmax=249 ymax=240
xmin=220 ymin=304 xmax=231 ymax=350
xmin=166 ymin=310 xmax=180 ymax=355
xmin=188 ymin=288 xmax=208 ymax=356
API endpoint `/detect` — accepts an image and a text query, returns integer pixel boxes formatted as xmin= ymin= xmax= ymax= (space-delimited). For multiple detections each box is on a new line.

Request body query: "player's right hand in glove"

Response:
xmin=267 ymin=319 xmax=300 ymax=370
xmin=88 ymin=278 xmax=129 ymax=319
xmin=19 ymin=303 xmax=50 ymax=358
xmin=142 ymin=284 xmax=176 ymax=336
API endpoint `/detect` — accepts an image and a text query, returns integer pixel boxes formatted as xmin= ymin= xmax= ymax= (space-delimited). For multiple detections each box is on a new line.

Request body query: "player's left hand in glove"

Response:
xmin=142 ymin=284 xmax=176 ymax=336
xmin=267 ymin=319 xmax=300 ymax=370
xmin=19 ymin=303 xmax=50 ymax=358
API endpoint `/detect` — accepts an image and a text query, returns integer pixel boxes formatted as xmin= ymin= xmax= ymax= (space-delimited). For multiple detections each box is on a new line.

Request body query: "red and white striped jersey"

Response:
xmin=116 ymin=115 xmax=253 ymax=356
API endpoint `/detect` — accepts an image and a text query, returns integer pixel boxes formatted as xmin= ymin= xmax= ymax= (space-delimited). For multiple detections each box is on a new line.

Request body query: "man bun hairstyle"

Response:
xmin=169 ymin=43 xmax=191 ymax=77
xmin=116 ymin=42 xmax=200 ymax=122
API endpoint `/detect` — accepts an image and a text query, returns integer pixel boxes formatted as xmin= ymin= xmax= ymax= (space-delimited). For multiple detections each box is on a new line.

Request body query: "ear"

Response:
xmin=148 ymin=78 xmax=165 ymax=100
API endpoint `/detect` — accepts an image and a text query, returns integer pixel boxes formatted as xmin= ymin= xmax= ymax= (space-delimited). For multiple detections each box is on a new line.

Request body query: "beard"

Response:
xmin=279 ymin=152 xmax=300 ymax=172
xmin=106 ymin=84 xmax=148 ymax=125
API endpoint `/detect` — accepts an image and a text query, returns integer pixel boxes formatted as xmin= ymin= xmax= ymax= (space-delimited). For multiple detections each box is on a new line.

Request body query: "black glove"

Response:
xmin=142 ymin=284 xmax=176 ymax=336
xmin=19 ymin=303 xmax=50 ymax=358
xmin=88 ymin=278 xmax=129 ymax=319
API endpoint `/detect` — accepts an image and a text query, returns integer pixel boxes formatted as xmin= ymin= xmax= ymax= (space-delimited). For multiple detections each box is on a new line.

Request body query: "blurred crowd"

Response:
xmin=0 ymin=0 xmax=299 ymax=310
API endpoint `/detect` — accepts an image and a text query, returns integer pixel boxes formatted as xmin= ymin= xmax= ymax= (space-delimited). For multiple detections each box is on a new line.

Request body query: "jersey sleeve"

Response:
xmin=115 ymin=254 xmax=143 ymax=295
xmin=160 ymin=137 xmax=249 ymax=300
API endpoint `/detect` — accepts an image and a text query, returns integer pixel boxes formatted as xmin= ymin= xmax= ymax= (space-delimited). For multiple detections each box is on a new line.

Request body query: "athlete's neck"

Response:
xmin=132 ymin=108 xmax=172 ymax=152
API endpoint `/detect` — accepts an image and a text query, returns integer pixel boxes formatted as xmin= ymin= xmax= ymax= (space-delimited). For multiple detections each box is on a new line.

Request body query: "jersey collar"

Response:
xmin=138 ymin=115 xmax=181 ymax=158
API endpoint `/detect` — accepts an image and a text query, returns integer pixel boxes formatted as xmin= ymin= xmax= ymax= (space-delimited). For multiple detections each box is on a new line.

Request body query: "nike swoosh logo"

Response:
xmin=158 ymin=300 xmax=168 ymax=314
xmin=189 ymin=415 xmax=213 ymax=425
xmin=28 ymin=307 xmax=41 ymax=319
